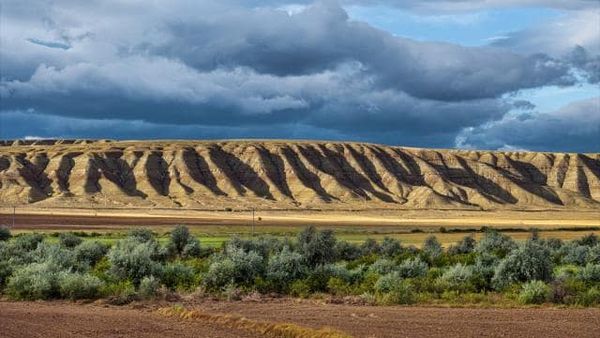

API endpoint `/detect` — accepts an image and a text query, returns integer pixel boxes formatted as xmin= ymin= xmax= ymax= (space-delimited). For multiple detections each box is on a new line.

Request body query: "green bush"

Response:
xmin=74 ymin=241 xmax=109 ymax=267
xmin=554 ymin=265 xmax=579 ymax=280
xmin=107 ymin=237 xmax=164 ymax=286
xmin=380 ymin=237 xmax=403 ymax=257
xmin=493 ymin=241 xmax=553 ymax=289
xmin=58 ymin=272 xmax=104 ymax=300
xmin=397 ymin=257 xmax=428 ymax=278
xmin=203 ymin=259 xmax=236 ymax=289
xmin=167 ymin=225 xmax=202 ymax=258
xmin=6 ymin=262 xmax=60 ymax=300
xmin=0 ymin=226 xmax=11 ymax=241
xmin=578 ymin=263 xmax=600 ymax=283
xmin=59 ymin=233 xmax=83 ymax=248
xmin=127 ymin=228 xmax=155 ymax=243
xmin=439 ymin=263 xmax=475 ymax=292
xmin=543 ymin=238 xmax=563 ymax=251
xmin=139 ymin=276 xmax=160 ymax=299
xmin=379 ymin=280 xmax=415 ymax=305
xmin=297 ymin=226 xmax=336 ymax=267
xmin=169 ymin=225 xmax=191 ymax=254
xmin=204 ymin=246 xmax=264 ymax=289
xmin=0 ymin=260 xmax=12 ymax=287
xmin=0 ymin=234 xmax=45 ymax=266
xmin=576 ymin=286 xmax=600 ymax=306
xmin=548 ymin=277 xmax=583 ymax=304
xmin=302 ymin=264 xmax=351 ymax=292
xmin=182 ymin=239 xmax=202 ymax=258
xmin=369 ymin=258 xmax=396 ymax=275
xmin=476 ymin=230 xmax=517 ymax=258
xmin=519 ymin=280 xmax=549 ymax=304
xmin=12 ymin=233 xmax=45 ymax=253
xmin=289 ymin=279 xmax=311 ymax=298
xmin=354 ymin=271 xmax=380 ymax=295
xmin=102 ymin=280 xmax=137 ymax=305
xmin=335 ymin=241 xmax=361 ymax=261
xmin=422 ymin=236 xmax=442 ymax=259
xmin=325 ymin=263 xmax=358 ymax=284
xmin=574 ymin=233 xmax=598 ymax=247
xmin=266 ymin=246 xmax=307 ymax=291
xmin=162 ymin=262 xmax=196 ymax=290
xmin=561 ymin=244 xmax=590 ymax=266
xmin=447 ymin=235 xmax=476 ymax=255
xmin=360 ymin=238 xmax=381 ymax=256
xmin=327 ymin=277 xmax=352 ymax=296
xmin=587 ymin=245 xmax=600 ymax=264
xmin=33 ymin=242 xmax=81 ymax=271
xmin=225 ymin=236 xmax=282 ymax=259
xmin=375 ymin=272 xmax=402 ymax=294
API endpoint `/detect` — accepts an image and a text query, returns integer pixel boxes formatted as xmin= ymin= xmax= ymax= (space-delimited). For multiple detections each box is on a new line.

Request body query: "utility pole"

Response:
xmin=12 ymin=205 xmax=15 ymax=228
xmin=251 ymin=207 xmax=255 ymax=237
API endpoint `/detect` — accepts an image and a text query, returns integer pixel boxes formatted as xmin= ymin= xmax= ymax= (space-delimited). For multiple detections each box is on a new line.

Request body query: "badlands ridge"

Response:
xmin=0 ymin=139 xmax=599 ymax=210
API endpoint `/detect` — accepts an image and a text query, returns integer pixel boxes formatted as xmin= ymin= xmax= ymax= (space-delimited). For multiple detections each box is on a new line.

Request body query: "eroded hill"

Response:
xmin=0 ymin=139 xmax=599 ymax=210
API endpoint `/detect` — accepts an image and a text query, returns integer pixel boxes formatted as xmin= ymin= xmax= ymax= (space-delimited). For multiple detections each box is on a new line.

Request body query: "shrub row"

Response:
xmin=0 ymin=226 xmax=598 ymax=306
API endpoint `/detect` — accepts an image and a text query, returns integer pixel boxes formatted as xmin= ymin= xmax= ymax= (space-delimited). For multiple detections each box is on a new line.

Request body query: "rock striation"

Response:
xmin=1 ymin=140 xmax=599 ymax=210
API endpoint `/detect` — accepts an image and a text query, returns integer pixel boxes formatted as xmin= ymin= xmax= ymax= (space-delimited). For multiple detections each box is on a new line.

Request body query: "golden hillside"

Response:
xmin=1 ymin=139 xmax=599 ymax=210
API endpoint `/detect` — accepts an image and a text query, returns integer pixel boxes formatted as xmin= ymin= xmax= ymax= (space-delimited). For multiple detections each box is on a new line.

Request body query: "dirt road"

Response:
xmin=1 ymin=208 xmax=599 ymax=230
xmin=1 ymin=300 xmax=599 ymax=338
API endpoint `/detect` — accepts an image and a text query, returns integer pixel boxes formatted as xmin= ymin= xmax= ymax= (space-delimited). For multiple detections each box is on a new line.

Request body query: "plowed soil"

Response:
xmin=0 ymin=301 xmax=257 ymax=338
xmin=1 ymin=300 xmax=599 ymax=338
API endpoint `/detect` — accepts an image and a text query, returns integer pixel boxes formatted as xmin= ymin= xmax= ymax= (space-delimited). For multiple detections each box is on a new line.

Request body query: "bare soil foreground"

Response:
xmin=1 ymin=300 xmax=599 ymax=338
xmin=0 ymin=301 xmax=255 ymax=338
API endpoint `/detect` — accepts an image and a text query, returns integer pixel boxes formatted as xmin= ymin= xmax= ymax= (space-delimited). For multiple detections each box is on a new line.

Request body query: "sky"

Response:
xmin=0 ymin=0 xmax=599 ymax=152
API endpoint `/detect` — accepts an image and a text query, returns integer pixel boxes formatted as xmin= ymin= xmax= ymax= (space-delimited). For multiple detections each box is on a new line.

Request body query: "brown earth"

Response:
xmin=0 ymin=301 xmax=256 ymax=338
xmin=1 ymin=139 xmax=599 ymax=211
xmin=1 ymin=300 xmax=599 ymax=338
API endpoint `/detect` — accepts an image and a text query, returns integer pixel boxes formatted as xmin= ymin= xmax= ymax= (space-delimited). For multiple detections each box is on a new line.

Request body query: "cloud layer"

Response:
xmin=1 ymin=0 xmax=598 ymax=151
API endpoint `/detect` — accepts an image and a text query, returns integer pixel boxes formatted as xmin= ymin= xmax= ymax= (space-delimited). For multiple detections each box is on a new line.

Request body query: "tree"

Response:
xmin=448 ymin=235 xmax=476 ymax=255
xmin=168 ymin=225 xmax=201 ymax=258
xmin=0 ymin=226 xmax=11 ymax=241
xmin=422 ymin=235 xmax=442 ymax=259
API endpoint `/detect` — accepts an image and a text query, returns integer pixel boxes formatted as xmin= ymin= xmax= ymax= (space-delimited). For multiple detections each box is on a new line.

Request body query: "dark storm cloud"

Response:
xmin=567 ymin=47 xmax=600 ymax=84
xmin=0 ymin=0 xmax=597 ymax=151
xmin=148 ymin=2 xmax=575 ymax=101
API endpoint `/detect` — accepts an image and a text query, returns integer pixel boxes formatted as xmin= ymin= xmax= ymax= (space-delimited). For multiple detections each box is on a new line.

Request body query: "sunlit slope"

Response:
xmin=1 ymin=139 xmax=599 ymax=210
